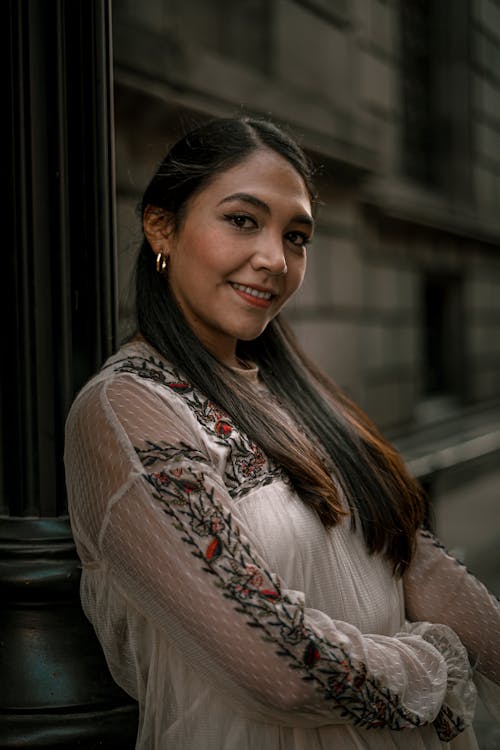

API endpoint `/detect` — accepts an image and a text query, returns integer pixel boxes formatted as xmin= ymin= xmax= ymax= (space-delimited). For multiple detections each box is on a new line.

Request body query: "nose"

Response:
xmin=250 ymin=234 xmax=287 ymax=275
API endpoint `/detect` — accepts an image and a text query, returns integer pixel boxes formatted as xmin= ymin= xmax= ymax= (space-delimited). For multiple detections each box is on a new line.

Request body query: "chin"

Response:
xmin=235 ymin=324 xmax=269 ymax=342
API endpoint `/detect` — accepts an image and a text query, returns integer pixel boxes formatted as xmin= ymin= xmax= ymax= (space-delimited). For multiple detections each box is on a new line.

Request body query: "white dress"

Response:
xmin=64 ymin=340 xmax=500 ymax=749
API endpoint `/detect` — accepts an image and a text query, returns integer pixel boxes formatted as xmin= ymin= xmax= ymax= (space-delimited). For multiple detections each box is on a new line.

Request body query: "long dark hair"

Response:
xmin=135 ymin=116 xmax=425 ymax=574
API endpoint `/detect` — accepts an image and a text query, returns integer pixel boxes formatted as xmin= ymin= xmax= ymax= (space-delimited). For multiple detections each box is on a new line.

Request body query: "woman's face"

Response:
xmin=148 ymin=148 xmax=313 ymax=366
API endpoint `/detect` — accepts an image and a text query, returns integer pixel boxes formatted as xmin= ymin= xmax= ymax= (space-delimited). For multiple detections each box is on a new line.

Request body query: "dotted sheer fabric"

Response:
xmin=64 ymin=341 xmax=499 ymax=750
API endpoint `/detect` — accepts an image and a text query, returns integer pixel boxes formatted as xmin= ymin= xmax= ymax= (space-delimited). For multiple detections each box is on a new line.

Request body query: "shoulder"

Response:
xmin=76 ymin=340 xmax=192 ymax=398
xmin=99 ymin=340 xmax=188 ymax=394
xmin=65 ymin=340 xmax=196 ymax=436
xmin=64 ymin=342 xmax=215 ymax=476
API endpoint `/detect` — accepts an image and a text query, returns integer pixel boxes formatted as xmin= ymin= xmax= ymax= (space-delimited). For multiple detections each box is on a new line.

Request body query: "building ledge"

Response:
xmin=361 ymin=176 xmax=500 ymax=246
xmin=389 ymin=400 xmax=500 ymax=480
xmin=113 ymin=21 xmax=376 ymax=178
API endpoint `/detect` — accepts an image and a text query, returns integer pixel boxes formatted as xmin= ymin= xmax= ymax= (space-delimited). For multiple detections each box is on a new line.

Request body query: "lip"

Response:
xmin=229 ymin=281 xmax=278 ymax=295
xmin=228 ymin=281 xmax=277 ymax=309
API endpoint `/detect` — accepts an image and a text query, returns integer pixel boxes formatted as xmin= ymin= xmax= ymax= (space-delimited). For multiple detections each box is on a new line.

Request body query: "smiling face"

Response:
xmin=144 ymin=148 xmax=313 ymax=366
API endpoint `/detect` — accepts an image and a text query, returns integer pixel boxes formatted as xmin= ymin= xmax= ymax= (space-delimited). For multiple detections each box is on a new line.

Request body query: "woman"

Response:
xmin=64 ymin=117 xmax=499 ymax=749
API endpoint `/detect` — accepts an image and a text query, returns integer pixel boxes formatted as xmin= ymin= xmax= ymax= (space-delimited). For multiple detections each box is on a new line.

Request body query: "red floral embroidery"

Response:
xmin=215 ymin=420 xmax=232 ymax=437
xmin=210 ymin=516 xmax=224 ymax=534
xmin=259 ymin=589 xmax=280 ymax=601
xmin=303 ymin=640 xmax=321 ymax=667
xmin=244 ymin=564 xmax=264 ymax=589
xmin=152 ymin=471 xmax=169 ymax=484
xmin=167 ymin=382 xmax=191 ymax=392
xmin=121 ymin=354 xmax=467 ymax=740
xmin=205 ymin=537 xmax=222 ymax=561
xmin=143 ymin=457 xmax=466 ymax=738
xmin=237 ymin=445 xmax=266 ymax=477
xmin=116 ymin=355 xmax=284 ymax=500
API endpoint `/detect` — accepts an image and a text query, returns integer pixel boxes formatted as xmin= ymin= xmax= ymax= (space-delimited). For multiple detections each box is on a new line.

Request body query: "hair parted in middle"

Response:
xmin=135 ymin=116 xmax=426 ymax=575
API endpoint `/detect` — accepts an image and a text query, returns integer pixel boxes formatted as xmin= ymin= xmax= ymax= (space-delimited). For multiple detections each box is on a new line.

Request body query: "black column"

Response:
xmin=1 ymin=0 xmax=138 ymax=746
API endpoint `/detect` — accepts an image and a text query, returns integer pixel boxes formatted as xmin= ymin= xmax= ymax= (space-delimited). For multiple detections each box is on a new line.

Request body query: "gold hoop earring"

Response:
xmin=156 ymin=252 xmax=168 ymax=274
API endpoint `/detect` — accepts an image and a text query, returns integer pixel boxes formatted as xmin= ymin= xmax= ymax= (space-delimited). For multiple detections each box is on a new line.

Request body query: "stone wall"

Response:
xmin=112 ymin=0 xmax=500 ymax=433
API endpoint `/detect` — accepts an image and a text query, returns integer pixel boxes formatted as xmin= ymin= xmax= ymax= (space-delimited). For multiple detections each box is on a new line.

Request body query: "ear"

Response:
xmin=143 ymin=205 xmax=175 ymax=254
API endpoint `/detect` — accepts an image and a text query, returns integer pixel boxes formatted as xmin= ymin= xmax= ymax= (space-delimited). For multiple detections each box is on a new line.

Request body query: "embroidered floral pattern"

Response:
xmin=114 ymin=355 xmax=285 ymax=500
xmin=112 ymin=352 xmax=469 ymax=740
xmin=433 ymin=705 xmax=466 ymax=741
xmin=138 ymin=456 xmax=466 ymax=738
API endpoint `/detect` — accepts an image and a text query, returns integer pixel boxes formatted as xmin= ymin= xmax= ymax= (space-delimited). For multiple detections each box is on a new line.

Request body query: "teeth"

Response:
xmin=231 ymin=283 xmax=272 ymax=300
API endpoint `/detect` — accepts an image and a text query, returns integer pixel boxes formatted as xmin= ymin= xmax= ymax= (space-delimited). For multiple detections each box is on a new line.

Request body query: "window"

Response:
xmin=400 ymin=0 xmax=436 ymax=186
xmin=399 ymin=0 xmax=472 ymax=196
xmin=422 ymin=272 xmax=464 ymax=399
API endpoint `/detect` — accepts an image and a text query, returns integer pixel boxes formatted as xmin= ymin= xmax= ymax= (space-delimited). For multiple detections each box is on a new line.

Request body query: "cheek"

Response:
xmin=286 ymin=257 xmax=307 ymax=297
xmin=171 ymin=230 xmax=230 ymax=278
xmin=168 ymin=246 xmax=206 ymax=284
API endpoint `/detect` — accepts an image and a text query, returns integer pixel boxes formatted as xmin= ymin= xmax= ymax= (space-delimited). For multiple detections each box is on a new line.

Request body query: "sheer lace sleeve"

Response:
xmin=65 ymin=374 xmax=474 ymax=738
xmin=404 ymin=527 xmax=500 ymax=721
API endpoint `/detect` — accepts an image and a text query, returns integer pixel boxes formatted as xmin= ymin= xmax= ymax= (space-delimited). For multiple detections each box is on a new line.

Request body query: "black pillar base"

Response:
xmin=0 ymin=518 xmax=139 ymax=749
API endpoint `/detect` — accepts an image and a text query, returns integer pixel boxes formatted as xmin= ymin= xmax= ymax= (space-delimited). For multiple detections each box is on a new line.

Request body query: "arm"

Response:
xmin=66 ymin=375 xmax=474 ymax=736
xmin=404 ymin=528 xmax=500 ymax=685
xmin=404 ymin=527 xmax=500 ymax=723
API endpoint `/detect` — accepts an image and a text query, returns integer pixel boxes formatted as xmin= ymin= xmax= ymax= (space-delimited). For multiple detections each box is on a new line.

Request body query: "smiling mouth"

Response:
xmin=229 ymin=282 xmax=274 ymax=301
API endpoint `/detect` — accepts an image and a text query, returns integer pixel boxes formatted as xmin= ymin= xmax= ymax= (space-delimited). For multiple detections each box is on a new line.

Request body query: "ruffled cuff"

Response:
xmin=407 ymin=622 xmax=477 ymax=741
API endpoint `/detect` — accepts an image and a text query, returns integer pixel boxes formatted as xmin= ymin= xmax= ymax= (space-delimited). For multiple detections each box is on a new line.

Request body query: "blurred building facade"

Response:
xmin=3 ymin=3 xmax=498 ymax=746
xmin=113 ymin=0 xmax=500 ymax=447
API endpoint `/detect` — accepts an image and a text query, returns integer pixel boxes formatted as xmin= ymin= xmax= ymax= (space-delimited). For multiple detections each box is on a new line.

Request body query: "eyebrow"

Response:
xmin=217 ymin=192 xmax=314 ymax=230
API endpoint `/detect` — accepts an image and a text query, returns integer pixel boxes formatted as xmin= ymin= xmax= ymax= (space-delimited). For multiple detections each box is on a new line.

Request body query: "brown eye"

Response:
xmin=225 ymin=214 xmax=257 ymax=230
xmin=285 ymin=231 xmax=310 ymax=248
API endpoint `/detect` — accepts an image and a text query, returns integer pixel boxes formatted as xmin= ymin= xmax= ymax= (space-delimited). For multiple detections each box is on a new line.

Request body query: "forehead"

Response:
xmin=190 ymin=148 xmax=312 ymax=213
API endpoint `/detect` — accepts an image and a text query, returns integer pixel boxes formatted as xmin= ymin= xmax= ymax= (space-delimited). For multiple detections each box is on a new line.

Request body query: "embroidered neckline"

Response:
xmin=110 ymin=346 xmax=285 ymax=500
